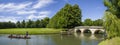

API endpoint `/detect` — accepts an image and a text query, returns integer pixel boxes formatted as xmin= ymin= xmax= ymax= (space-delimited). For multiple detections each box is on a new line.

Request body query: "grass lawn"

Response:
xmin=0 ymin=28 xmax=63 ymax=35
xmin=99 ymin=37 xmax=120 ymax=45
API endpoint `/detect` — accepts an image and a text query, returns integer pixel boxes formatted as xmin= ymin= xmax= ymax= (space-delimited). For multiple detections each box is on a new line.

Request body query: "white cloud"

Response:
xmin=0 ymin=0 xmax=54 ymax=12
xmin=0 ymin=2 xmax=32 ymax=12
xmin=0 ymin=0 xmax=53 ymax=22
xmin=16 ymin=10 xmax=37 ymax=15
xmin=32 ymin=0 xmax=54 ymax=9
xmin=27 ymin=11 xmax=50 ymax=19
xmin=39 ymin=11 xmax=50 ymax=15
xmin=27 ymin=14 xmax=35 ymax=19
xmin=27 ymin=14 xmax=47 ymax=19
xmin=0 ymin=16 xmax=20 ymax=23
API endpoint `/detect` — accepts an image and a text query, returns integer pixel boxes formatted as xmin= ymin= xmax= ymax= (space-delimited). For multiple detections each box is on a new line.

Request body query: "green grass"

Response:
xmin=99 ymin=37 xmax=120 ymax=45
xmin=0 ymin=28 xmax=63 ymax=35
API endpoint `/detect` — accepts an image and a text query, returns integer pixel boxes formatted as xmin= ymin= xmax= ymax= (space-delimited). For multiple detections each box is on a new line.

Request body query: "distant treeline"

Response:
xmin=83 ymin=19 xmax=103 ymax=26
xmin=0 ymin=17 xmax=49 ymax=29
xmin=0 ymin=18 xmax=103 ymax=29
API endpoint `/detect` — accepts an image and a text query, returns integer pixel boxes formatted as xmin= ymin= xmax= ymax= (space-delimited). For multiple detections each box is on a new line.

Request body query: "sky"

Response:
xmin=0 ymin=0 xmax=106 ymax=22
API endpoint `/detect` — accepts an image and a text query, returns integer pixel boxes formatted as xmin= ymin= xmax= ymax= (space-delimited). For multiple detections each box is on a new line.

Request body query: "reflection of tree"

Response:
xmin=0 ymin=34 xmax=5 ymax=37
xmin=51 ymin=35 xmax=81 ymax=45
xmin=31 ymin=35 xmax=55 ymax=45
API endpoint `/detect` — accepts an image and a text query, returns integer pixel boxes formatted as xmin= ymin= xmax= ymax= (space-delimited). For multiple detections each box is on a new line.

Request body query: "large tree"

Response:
xmin=104 ymin=0 xmax=120 ymax=38
xmin=104 ymin=0 xmax=120 ymax=18
xmin=47 ymin=4 xmax=82 ymax=28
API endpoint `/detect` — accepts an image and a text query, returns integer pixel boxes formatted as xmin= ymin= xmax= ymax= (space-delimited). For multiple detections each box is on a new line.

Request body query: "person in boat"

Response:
xmin=25 ymin=31 xmax=28 ymax=38
xmin=26 ymin=31 xmax=28 ymax=36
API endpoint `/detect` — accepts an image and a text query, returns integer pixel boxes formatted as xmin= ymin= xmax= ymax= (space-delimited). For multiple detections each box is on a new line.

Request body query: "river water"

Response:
xmin=0 ymin=33 xmax=104 ymax=45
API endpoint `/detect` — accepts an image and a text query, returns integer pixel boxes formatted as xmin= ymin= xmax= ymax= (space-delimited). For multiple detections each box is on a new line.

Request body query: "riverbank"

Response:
xmin=99 ymin=37 xmax=120 ymax=45
xmin=0 ymin=28 xmax=63 ymax=35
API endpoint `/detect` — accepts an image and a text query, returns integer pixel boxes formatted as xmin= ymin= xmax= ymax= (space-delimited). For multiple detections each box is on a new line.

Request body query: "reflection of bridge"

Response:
xmin=74 ymin=26 xmax=105 ymax=34
xmin=74 ymin=33 xmax=104 ymax=39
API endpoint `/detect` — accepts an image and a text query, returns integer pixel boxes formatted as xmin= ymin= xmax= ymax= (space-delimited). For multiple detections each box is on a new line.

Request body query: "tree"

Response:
xmin=0 ymin=18 xmax=50 ymax=28
xmin=67 ymin=4 xmax=82 ymax=28
xmin=104 ymin=0 xmax=120 ymax=38
xmin=21 ymin=20 xmax=26 ymax=28
xmin=35 ymin=19 xmax=41 ymax=28
xmin=8 ymin=21 xmax=16 ymax=28
xmin=40 ymin=17 xmax=50 ymax=28
xmin=26 ymin=19 xmax=34 ymax=28
xmin=0 ymin=21 xmax=16 ymax=28
xmin=31 ymin=21 xmax=36 ymax=28
xmin=104 ymin=0 xmax=120 ymax=18
xmin=47 ymin=4 xmax=82 ymax=28
xmin=83 ymin=19 xmax=93 ymax=26
xmin=93 ymin=19 xmax=103 ymax=26
xmin=103 ymin=12 xmax=120 ymax=38
xmin=16 ymin=21 xmax=21 ymax=28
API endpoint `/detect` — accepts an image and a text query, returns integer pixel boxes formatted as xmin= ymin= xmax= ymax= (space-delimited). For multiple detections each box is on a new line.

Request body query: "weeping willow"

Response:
xmin=103 ymin=12 xmax=120 ymax=38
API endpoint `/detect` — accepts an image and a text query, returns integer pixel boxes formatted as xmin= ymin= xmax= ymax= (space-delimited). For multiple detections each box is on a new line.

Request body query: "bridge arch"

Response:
xmin=76 ymin=29 xmax=81 ymax=33
xmin=83 ymin=29 xmax=91 ymax=33
xmin=94 ymin=29 xmax=104 ymax=34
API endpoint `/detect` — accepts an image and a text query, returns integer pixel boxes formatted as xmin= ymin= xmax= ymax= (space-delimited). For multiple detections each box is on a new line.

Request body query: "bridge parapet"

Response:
xmin=75 ymin=26 xmax=103 ymax=29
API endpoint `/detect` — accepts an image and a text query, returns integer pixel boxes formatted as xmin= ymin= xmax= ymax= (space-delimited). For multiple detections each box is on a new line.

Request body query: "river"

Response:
xmin=0 ymin=33 xmax=104 ymax=45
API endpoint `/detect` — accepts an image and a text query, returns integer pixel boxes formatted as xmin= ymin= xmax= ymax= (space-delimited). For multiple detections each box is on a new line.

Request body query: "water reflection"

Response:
xmin=74 ymin=33 xmax=104 ymax=40
xmin=89 ymin=35 xmax=97 ymax=39
xmin=26 ymin=39 xmax=29 ymax=45
xmin=0 ymin=34 xmax=104 ymax=45
xmin=73 ymin=33 xmax=104 ymax=45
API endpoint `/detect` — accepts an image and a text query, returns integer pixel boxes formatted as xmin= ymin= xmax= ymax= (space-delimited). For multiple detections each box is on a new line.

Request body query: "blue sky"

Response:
xmin=0 ymin=0 xmax=106 ymax=22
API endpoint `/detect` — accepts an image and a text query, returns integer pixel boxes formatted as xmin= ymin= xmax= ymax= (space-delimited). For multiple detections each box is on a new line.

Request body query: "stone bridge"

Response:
xmin=74 ymin=26 xmax=105 ymax=34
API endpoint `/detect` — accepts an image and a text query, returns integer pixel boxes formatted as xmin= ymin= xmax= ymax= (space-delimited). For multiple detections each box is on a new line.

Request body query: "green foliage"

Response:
xmin=26 ymin=19 xmax=34 ymax=28
xmin=103 ymin=12 xmax=120 ymax=38
xmin=83 ymin=19 xmax=103 ymax=26
xmin=21 ymin=20 xmax=26 ymax=28
xmin=83 ymin=19 xmax=93 ymax=26
xmin=35 ymin=19 xmax=41 ymax=28
xmin=0 ymin=21 xmax=16 ymax=28
xmin=93 ymin=19 xmax=103 ymax=26
xmin=47 ymin=4 xmax=82 ymax=28
xmin=16 ymin=21 xmax=21 ymax=28
xmin=0 ymin=17 xmax=50 ymax=28
xmin=40 ymin=17 xmax=50 ymax=28
xmin=24 ymin=17 xmax=49 ymax=28
xmin=104 ymin=0 xmax=120 ymax=18
xmin=104 ymin=0 xmax=120 ymax=38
